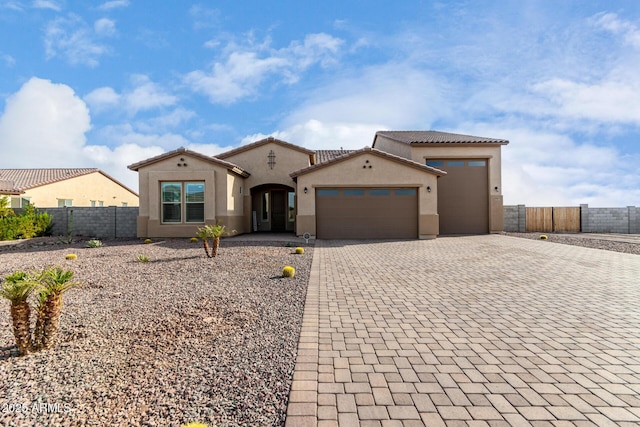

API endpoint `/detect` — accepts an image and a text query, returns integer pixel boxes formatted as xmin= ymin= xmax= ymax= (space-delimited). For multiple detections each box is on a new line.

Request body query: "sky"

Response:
xmin=0 ymin=0 xmax=639 ymax=207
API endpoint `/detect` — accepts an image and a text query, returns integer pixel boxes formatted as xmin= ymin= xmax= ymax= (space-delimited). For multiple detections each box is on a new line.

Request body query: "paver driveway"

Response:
xmin=285 ymin=235 xmax=640 ymax=427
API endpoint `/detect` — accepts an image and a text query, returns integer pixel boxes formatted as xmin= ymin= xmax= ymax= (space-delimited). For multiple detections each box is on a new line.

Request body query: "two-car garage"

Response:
xmin=315 ymin=187 xmax=418 ymax=239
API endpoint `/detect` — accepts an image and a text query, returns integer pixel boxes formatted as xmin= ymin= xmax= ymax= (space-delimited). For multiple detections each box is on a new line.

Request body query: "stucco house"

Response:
xmin=128 ymin=130 xmax=508 ymax=239
xmin=0 ymin=168 xmax=139 ymax=208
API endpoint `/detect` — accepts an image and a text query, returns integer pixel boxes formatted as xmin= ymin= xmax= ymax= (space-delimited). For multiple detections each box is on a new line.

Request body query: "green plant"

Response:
xmin=196 ymin=221 xmax=235 ymax=258
xmin=144 ymin=238 xmax=152 ymax=244
xmin=0 ymin=271 xmax=37 ymax=355
xmin=182 ymin=423 xmax=209 ymax=427
xmin=86 ymin=239 xmax=103 ymax=248
xmin=0 ymin=196 xmax=15 ymax=218
xmin=0 ymin=202 xmax=52 ymax=241
xmin=32 ymin=266 xmax=80 ymax=350
xmin=540 ymin=234 xmax=548 ymax=240
xmin=282 ymin=266 xmax=295 ymax=278
xmin=295 ymin=247 xmax=304 ymax=254
xmin=190 ymin=237 xmax=198 ymax=243
xmin=65 ymin=253 xmax=78 ymax=260
xmin=136 ymin=254 xmax=150 ymax=263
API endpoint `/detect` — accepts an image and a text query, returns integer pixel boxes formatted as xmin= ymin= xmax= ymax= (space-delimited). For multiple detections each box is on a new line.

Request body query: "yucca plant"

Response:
xmin=196 ymin=221 xmax=235 ymax=258
xmin=0 ymin=271 xmax=36 ymax=356
xmin=33 ymin=266 xmax=79 ymax=351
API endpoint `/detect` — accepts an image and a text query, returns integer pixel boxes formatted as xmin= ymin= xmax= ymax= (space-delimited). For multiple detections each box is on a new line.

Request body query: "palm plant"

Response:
xmin=33 ymin=266 xmax=79 ymax=350
xmin=0 ymin=271 xmax=36 ymax=355
xmin=196 ymin=222 xmax=235 ymax=258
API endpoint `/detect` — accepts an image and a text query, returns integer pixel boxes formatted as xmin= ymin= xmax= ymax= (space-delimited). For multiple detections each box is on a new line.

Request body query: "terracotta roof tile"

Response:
xmin=216 ymin=137 xmax=315 ymax=160
xmin=127 ymin=147 xmax=250 ymax=177
xmin=375 ymin=130 xmax=509 ymax=145
xmin=290 ymin=147 xmax=446 ymax=178
xmin=315 ymin=149 xmax=355 ymax=164
xmin=0 ymin=168 xmax=99 ymax=192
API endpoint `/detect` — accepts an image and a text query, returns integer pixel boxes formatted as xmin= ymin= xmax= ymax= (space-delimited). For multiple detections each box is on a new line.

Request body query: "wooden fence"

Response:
xmin=525 ymin=207 xmax=581 ymax=232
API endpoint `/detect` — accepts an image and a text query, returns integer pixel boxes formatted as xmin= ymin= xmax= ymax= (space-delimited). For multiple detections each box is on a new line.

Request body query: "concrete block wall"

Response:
xmin=35 ymin=207 xmax=139 ymax=238
xmin=503 ymin=205 xmax=526 ymax=232
xmin=506 ymin=204 xmax=639 ymax=234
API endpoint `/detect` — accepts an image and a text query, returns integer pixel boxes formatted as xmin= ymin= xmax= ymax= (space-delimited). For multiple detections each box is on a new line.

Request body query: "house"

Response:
xmin=0 ymin=168 xmax=139 ymax=208
xmin=128 ymin=130 xmax=508 ymax=239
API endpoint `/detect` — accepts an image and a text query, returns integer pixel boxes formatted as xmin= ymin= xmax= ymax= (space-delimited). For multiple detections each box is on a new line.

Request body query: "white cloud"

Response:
xmin=124 ymin=75 xmax=178 ymax=114
xmin=0 ymin=77 xmax=188 ymax=192
xmin=84 ymin=86 xmax=120 ymax=111
xmin=185 ymin=33 xmax=344 ymax=104
xmin=94 ymin=18 xmax=116 ymax=37
xmin=84 ymin=75 xmax=178 ymax=115
xmin=44 ymin=14 xmax=110 ymax=67
xmin=1 ymin=2 xmax=24 ymax=11
xmin=592 ymin=12 xmax=640 ymax=48
xmin=32 ymin=0 xmax=60 ymax=11
xmin=98 ymin=0 xmax=129 ymax=10
xmin=2 ymin=54 xmax=16 ymax=67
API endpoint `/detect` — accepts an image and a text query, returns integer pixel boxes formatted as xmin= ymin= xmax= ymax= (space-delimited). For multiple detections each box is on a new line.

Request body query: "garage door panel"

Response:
xmin=435 ymin=159 xmax=489 ymax=235
xmin=316 ymin=188 xmax=417 ymax=239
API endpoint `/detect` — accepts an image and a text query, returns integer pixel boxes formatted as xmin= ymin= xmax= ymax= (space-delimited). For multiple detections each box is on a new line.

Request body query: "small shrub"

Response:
xmin=65 ymin=254 xmax=77 ymax=260
xmin=295 ymin=247 xmax=304 ymax=254
xmin=86 ymin=239 xmax=103 ymax=248
xmin=190 ymin=237 xmax=198 ymax=243
xmin=540 ymin=234 xmax=548 ymax=240
xmin=136 ymin=254 xmax=149 ymax=263
xmin=282 ymin=266 xmax=295 ymax=278
xmin=144 ymin=238 xmax=152 ymax=244
xmin=182 ymin=423 xmax=208 ymax=427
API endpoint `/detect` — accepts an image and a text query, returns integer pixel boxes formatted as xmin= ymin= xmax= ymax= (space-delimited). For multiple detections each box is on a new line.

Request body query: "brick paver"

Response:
xmin=285 ymin=235 xmax=640 ymax=426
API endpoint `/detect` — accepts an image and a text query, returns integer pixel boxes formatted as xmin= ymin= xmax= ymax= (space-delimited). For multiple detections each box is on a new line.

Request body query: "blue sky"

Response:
xmin=1 ymin=0 xmax=639 ymax=207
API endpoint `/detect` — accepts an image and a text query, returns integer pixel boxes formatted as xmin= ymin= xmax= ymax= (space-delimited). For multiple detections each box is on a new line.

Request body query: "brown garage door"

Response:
xmin=427 ymin=159 xmax=488 ymax=234
xmin=316 ymin=188 xmax=418 ymax=239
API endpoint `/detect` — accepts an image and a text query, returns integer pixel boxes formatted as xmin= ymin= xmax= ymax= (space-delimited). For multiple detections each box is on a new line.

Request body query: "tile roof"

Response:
xmin=127 ymin=147 xmax=250 ymax=177
xmin=375 ymin=130 xmax=509 ymax=145
xmin=216 ymin=136 xmax=315 ymax=160
xmin=314 ymin=149 xmax=355 ymax=164
xmin=0 ymin=168 xmax=99 ymax=193
xmin=290 ymin=147 xmax=446 ymax=178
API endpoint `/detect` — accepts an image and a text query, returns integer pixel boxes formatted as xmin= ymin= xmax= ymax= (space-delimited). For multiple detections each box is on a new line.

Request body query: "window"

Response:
xmin=121 ymin=202 xmax=128 ymax=207
xmin=262 ymin=192 xmax=269 ymax=221
xmin=317 ymin=189 xmax=339 ymax=197
xmin=447 ymin=161 xmax=465 ymax=167
xmin=395 ymin=189 xmax=416 ymax=196
xmin=288 ymin=192 xmax=295 ymax=222
xmin=426 ymin=160 xmax=444 ymax=167
xmin=10 ymin=197 xmax=30 ymax=208
xmin=58 ymin=199 xmax=72 ymax=207
xmin=369 ymin=189 xmax=390 ymax=196
xmin=468 ymin=160 xmax=486 ymax=167
xmin=90 ymin=200 xmax=104 ymax=207
xmin=343 ymin=189 xmax=365 ymax=196
xmin=161 ymin=182 xmax=205 ymax=224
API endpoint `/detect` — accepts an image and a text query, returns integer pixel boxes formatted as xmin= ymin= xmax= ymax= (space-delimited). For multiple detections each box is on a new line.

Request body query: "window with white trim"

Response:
xmin=58 ymin=199 xmax=72 ymax=207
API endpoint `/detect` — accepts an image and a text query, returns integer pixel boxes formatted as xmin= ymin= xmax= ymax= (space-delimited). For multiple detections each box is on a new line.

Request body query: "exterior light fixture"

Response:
xmin=304 ymin=187 xmax=308 ymax=194
xmin=427 ymin=186 xmax=431 ymax=193
xmin=494 ymin=186 xmax=499 ymax=192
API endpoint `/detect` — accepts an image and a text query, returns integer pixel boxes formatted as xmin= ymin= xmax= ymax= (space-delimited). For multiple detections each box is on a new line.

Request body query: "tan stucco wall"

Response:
xmin=20 ymin=172 xmax=138 ymax=208
xmin=410 ymin=145 xmax=504 ymax=233
xmin=136 ymin=154 xmax=244 ymax=238
xmin=295 ymin=152 xmax=439 ymax=239
xmin=222 ymin=142 xmax=309 ymax=190
xmin=372 ymin=136 xmax=413 ymax=159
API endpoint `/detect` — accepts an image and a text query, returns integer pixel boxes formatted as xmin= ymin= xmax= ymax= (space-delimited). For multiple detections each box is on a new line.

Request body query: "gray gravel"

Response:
xmin=0 ymin=237 xmax=313 ymax=427
xmin=504 ymin=232 xmax=640 ymax=255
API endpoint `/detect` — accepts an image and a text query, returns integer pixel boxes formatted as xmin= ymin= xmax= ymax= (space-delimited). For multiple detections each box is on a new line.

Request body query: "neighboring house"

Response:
xmin=0 ymin=168 xmax=139 ymax=208
xmin=128 ymin=130 xmax=508 ymax=239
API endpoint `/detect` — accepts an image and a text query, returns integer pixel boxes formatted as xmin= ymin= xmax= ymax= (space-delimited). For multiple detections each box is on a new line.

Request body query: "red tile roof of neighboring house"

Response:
xmin=374 ymin=130 xmax=509 ymax=145
xmin=0 ymin=168 xmax=138 ymax=196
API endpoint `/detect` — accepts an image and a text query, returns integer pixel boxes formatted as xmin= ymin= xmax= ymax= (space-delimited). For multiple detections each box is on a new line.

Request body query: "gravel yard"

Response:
xmin=505 ymin=232 xmax=640 ymax=255
xmin=0 ymin=237 xmax=313 ymax=427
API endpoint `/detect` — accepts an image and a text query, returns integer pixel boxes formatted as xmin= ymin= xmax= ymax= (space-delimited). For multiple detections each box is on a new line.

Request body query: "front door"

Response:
xmin=271 ymin=190 xmax=286 ymax=232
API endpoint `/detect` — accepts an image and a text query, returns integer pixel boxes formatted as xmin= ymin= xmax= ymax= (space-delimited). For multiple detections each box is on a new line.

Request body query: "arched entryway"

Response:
xmin=250 ymin=184 xmax=295 ymax=232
